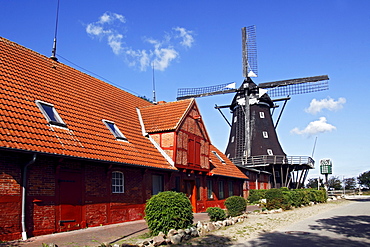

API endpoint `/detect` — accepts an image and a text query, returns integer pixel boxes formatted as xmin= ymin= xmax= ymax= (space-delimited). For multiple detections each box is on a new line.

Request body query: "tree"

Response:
xmin=306 ymin=178 xmax=324 ymax=189
xmin=327 ymin=176 xmax=342 ymax=190
xmin=343 ymin=177 xmax=356 ymax=190
xmin=358 ymin=171 xmax=370 ymax=189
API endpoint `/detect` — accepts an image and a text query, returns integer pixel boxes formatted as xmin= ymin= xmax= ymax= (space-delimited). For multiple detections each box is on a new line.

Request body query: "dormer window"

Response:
xmin=102 ymin=120 xmax=128 ymax=141
xmin=35 ymin=100 xmax=67 ymax=127
xmin=259 ymin=112 xmax=265 ymax=118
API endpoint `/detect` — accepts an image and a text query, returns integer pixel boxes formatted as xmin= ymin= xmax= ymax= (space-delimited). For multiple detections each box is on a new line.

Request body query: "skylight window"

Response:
xmin=102 ymin=120 xmax=128 ymax=141
xmin=35 ymin=100 xmax=67 ymax=127
xmin=212 ymin=151 xmax=225 ymax=163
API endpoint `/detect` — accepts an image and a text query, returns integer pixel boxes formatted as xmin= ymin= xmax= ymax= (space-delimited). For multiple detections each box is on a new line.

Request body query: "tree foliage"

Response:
xmin=306 ymin=178 xmax=324 ymax=189
xmin=343 ymin=177 xmax=357 ymax=190
xmin=358 ymin=171 xmax=370 ymax=188
xmin=327 ymin=176 xmax=342 ymax=190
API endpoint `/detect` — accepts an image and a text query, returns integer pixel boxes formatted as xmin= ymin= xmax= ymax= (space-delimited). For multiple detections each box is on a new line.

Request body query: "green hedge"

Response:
xmin=224 ymin=196 xmax=247 ymax=217
xmin=248 ymin=188 xmax=327 ymax=210
xmin=206 ymin=207 xmax=227 ymax=222
xmin=248 ymin=189 xmax=267 ymax=204
xmin=144 ymin=191 xmax=193 ymax=236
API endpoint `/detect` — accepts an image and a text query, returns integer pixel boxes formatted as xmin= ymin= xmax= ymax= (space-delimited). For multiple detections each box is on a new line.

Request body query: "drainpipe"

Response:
xmin=21 ymin=153 xmax=37 ymax=240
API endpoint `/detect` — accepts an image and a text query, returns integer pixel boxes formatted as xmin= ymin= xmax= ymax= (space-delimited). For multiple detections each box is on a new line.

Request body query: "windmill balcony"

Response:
xmin=230 ymin=155 xmax=314 ymax=169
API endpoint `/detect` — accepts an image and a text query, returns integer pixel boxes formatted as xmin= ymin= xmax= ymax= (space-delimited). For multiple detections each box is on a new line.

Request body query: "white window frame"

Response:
xmin=212 ymin=151 xmax=225 ymax=163
xmin=35 ymin=100 xmax=67 ymax=128
xmin=231 ymin=136 xmax=235 ymax=143
xmin=263 ymin=131 xmax=269 ymax=138
xmin=112 ymin=171 xmax=124 ymax=193
xmin=259 ymin=112 xmax=265 ymax=118
xmin=267 ymin=149 xmax=274 ymax=155
xmin=102 ymin=119 xmax=128 ymax=142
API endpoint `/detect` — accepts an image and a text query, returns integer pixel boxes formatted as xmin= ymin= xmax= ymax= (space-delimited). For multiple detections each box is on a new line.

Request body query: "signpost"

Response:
xmin=320 ymin=159 xmax=332 ymax=194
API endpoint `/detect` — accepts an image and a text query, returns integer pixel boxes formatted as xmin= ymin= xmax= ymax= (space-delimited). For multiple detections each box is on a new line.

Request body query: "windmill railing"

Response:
xmin=230 ymin=155 xmax=314 ymax=169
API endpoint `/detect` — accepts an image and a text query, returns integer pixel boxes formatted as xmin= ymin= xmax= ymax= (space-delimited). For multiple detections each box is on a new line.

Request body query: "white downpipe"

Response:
xmin=136 ymin=108 xmax=174 ymax=167
xmin=21 ymin=153 xmax=37 ymax=240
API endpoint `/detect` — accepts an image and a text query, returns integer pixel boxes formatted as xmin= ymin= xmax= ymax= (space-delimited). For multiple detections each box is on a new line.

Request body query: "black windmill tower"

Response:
xmin=177 ymin=26 xmax=329 ymax=188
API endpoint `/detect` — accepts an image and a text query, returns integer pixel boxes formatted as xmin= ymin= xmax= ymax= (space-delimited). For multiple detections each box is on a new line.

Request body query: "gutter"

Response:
xmin=21 ymin=153 xmax=37 ymax=240
xmin=136 ymin=108 xmax=175 ymax=167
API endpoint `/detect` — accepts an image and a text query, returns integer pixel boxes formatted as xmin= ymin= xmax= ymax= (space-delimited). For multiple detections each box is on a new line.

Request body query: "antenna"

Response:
xmin=50 ymin=0 xmax=60 ymax=61
xmin=311 ymin=136 xmax=318 ymax=157
xmin=152 ymin=62 xmax=157 ymax=103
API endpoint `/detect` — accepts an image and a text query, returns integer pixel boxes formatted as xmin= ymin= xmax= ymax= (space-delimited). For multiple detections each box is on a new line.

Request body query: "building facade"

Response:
xmin=0 ymin=37 xmax=248 ymax=241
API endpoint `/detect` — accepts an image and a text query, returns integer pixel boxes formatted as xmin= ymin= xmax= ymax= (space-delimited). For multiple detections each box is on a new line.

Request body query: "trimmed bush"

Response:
xmin=248 ymin=189 xmax=267 ymax=204
xmin=224 ymin=196 xmax=247 ymax=217
xmin=144 ymin=191 xmax=193 ymax=236
xmin=265 ymin=188 xmax=291 ymax=210
xmin=206 ymin=207 xmax=227 ymax=222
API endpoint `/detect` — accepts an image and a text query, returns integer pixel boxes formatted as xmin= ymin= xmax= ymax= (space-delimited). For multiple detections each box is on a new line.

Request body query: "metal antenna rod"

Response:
xmin=311 ymin=136 xmax=318 ymax=157
xmin=51 ymin=0 xmax=60 ymax=61
xmin=152 ymin=62 xmax=157 ymax=103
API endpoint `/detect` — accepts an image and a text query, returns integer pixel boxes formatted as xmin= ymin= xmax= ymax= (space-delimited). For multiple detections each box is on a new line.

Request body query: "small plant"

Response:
xmin=206 ymin=207 xmax=227 ymax=221
xmin=224 ymin=196 xmax=247 ymax=217
xmin=144 ymin=191 xmax=193 ymax=236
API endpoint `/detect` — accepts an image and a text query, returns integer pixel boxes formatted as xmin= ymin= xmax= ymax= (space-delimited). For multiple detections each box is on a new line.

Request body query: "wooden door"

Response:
xmin=58 ymin=170 xmax=83 ymax=231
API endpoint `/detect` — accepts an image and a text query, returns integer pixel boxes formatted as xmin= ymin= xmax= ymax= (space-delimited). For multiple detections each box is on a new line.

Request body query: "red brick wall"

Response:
xmin=0 ymin=152 xmax=23 ymax=241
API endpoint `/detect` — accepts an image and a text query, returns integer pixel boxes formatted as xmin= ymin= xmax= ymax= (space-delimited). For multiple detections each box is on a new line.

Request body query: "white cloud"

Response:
xmin=305 ymin=97 xmax=346 ymax=114
xmin=174 ymin=27 xmax=194 ymax=48
xmin=86 ymin=13 xmax=194 ymax=71
xmin=86 ymin=12 xmax=126 ymax=55
xmin=291 ymin=117 xmax=336 ymax=136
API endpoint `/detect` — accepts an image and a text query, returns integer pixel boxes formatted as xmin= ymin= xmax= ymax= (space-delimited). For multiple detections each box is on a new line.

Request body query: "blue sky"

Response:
xmin=1 ymin=0 xmax=369 ymax=182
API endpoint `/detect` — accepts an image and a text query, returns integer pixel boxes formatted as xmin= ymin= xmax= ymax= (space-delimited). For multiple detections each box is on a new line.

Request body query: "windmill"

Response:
xmin=177 ymin=26 xmax=329 ymax=188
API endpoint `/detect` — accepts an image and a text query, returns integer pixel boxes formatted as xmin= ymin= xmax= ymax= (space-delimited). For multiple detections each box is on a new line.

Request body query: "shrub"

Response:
xmin=248 ymin=189 xmax=267 ymax=204
xmin=265 ymin=188 xmax=291 ymax=210
xmin=224 ymin=196 xmax=247 ymax=217
xmin=206 ymin=207 xmax=227 ymax=222
xmin=144 ymin=191 xmax=193 ymax=236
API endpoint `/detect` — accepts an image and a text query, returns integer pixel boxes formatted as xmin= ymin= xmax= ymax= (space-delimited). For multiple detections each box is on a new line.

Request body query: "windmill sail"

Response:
xmin=242 ymin=26 xmax=258 ymax=78
xmin=177 ymin=82 xmax=237 ymax=100
xmin=175 ymin=26 xmax=330 ymax=189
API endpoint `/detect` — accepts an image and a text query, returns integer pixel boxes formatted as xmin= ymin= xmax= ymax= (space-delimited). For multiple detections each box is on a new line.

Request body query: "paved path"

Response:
xmin=2 ymin=213 xmax=211 ymax=247
xmin=237 ymin=196 xmax=370 ymax=247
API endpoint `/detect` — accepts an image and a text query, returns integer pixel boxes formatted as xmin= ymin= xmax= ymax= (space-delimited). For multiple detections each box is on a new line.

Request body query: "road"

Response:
xmin=237 ymin=196 xmax=370 ymax=247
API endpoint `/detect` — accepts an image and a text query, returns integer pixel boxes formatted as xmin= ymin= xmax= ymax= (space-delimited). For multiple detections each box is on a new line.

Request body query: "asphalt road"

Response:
xmin=237 ymin=196 xmax=370 ymax=247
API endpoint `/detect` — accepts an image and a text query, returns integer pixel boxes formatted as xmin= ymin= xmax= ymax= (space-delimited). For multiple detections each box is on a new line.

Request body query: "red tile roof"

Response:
xmin=209 ymin=145 xmax=248 ymax=179
xmin=0 ymin=37 xmax=176 ymax=170
xmin=139 ymin=99 xmax=193 ymax=133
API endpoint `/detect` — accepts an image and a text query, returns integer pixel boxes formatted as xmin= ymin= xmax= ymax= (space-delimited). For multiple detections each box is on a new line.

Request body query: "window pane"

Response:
xmin=103 ymin=120 xmax=127 ymax=141
xmin=228 ymin=181 xmax=233 ymax=197
xmin=112 ymin=171 xmax=124 ymax=193
xmin=152 ymin=175 xmax=163 ymax=195
xmin=219 ymin=181 xmax=224 ymax=199
xmin=207 ymin=180 xmax=213 ymax=199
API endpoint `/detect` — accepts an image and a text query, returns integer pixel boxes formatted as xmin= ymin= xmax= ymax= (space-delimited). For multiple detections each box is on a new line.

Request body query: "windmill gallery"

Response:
xmin=0 ymin=26 xmax=329 ymax=241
